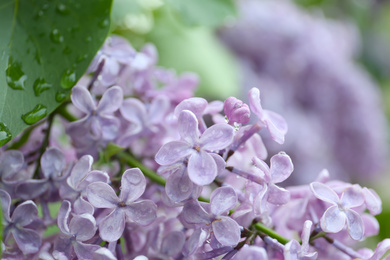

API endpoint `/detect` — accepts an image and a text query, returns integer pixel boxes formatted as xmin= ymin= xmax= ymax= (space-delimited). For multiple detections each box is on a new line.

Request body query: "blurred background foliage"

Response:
xmin=107 ymin=0 xmax=390 ymax=245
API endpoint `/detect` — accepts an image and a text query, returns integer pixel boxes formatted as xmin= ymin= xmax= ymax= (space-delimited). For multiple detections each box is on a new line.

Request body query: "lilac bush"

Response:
xmin=0 ymin=35 xmax=389 ymax=260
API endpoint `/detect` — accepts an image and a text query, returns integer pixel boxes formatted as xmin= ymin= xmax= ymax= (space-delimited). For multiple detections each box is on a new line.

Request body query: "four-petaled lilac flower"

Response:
xmin=0 ymin=189 xmax=41 ymax=254
xmin=155 ymin=110 xmax=234 ymax=185
xmin=249 ymin=87 xmax=288 ymax=144
xmin=310 ymin=182 xmax=365 ymax=240
xmin=87 ymin=168 xmax=157 ymax=242
xmin=67 ymin=85 xmax=123 ymax=141
xmin=182 ymin=186 xmax=241 ymax=247
xmin=284 ymin=220 xmax=318 ymax=260
xmin=55 ymin=200 xmax=100 ymax=259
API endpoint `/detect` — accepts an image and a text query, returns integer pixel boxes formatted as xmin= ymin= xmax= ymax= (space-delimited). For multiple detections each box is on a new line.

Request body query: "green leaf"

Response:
xmin=0 ymin=0 xmax=112 ymax=147
xmin=165 ymin=0 xmax=236 ymax=27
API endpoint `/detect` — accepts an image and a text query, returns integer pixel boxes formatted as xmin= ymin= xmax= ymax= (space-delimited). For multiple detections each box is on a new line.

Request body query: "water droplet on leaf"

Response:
xmin=50 ymin=29 xmax=64 ymax=43
xmin=55 ymin=90 xmax=67 ymax=102
xmin=6 ymin=57 xmax=27 ymax=90
xmin=0 ymin=123 xmax=12 ymax=147
xmin=85 ymin=36 xmax=92 ymax=42
xmin=56 ymin=4 xmax=69 ymax=14
xmin=33 ymin=78 xmax=52 ymax=96
xmin=76 ymin=54 xmax=88 ymax=63
xmin=21 ymin=104 xmax=48 ymax=125
xmin=61 ymin=69 xmax=76 ymax=89
xmin=99 ymin=18 xmax=109 ymax=28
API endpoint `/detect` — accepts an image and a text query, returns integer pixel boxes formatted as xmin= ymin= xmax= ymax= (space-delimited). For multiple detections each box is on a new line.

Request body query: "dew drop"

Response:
xmin=42 ymin=4 xmax=49 ymax=10
xmin=76 ymin=54 xmax=88 ymax=63
xmin=99 ymin=18 xmax=109 ymax=28
xmin=62 ymin=46 xmax=72 ymax=54
xmin=56 ymin=4 xmax=69 ymax=15
xmin=0 ymin=123 xmax=12 ymax=147
xmin=33 ymin=78 xmax=52 ymax=96
xmin=21 ymin=104 xmax=48 ymax=125
xmin=60 ymin=69 xmax=76 ymax=89
xmin=85 ymin=36 xmax=92 ymax=42
xmin=6 ymin=57 xmax=27 ymax=90
xmin=50 ymin=29 xmax=64 ymax=44
xmin=55 ymin=90 xmax=67 ymax=102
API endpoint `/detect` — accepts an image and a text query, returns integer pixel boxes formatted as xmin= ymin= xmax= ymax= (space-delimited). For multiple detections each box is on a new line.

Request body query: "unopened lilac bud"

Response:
xmin=224 ymin=97 xmax=250 ymax=125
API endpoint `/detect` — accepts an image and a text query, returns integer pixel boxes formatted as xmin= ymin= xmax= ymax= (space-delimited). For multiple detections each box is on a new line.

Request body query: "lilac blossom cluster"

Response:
xmin=219 ymin=0 xmax=388 ymax=184
xmin=0 ymin=35 xmax=389 ymax=259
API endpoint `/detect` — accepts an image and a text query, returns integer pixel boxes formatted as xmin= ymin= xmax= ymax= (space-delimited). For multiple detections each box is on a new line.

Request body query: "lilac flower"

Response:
xmin=248 ymin=87 xmax=288 ymax=144
xmin=284 ymin=220 xmax=317 ymax=260
xmin=55 ymin=200 xmax=101 ymax=259
xmin=310 ymin=182 xmax=364 ymax=240
xmin=67 ymin=85 xmax=123 ymax=141
xmin=233 ymin=246 xmax=268 ymax=260
xmin=224 ymin=96 xmax=251 ymax=126
xmin=86 ymin=168 xmax=157 ymax=242
xmin=0 ymin=189 xmax=41 ymax=254
xmin=182 ymin=186 xmax=241 ymax=247
xmin=16 ymin=147 xmax=67 ymax=200
xmin=155 ymin=110 xmax=234 ymax=185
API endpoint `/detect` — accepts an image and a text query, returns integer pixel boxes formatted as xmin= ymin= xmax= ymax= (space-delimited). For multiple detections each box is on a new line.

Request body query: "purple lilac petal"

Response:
xmin=166 ymin=169 xmax=193 ymax=202
xmin=363 ymin=187 xmax=382 ymax=215
xmin=284 ymin=240 xmax=300 ymax=260
xmin=71 ymin=86 xmax=95 ymax=113
xmin=200 ymin=124 xmax=234 ymax=151
xmin=148 ymin=96 xmax=170 ymax=124
xmin=11 ymin=201 xmax=38 ymax=226
xmin=99 ymin=209 xmax=125 ymax=242
xmin=58 ymin=200 xmax=71 ymax=235
xmin=125 ymin=200 xmax=157 ymax=226
xmin=41 ymin=147 xmax=65 ymax=179
xmin=68 ymin=155 xmax=93 ymax=189
xmin=160 ymin=231 xmax=185 ymax=256
xmin=174 ymin=98 xmax=208 ymax=118
xmin=120 ymin=98 xmax=145 ymax=127
xmin=0 ymin=150 xmax=24 ymax=179
xmin=178 ymin=110 xmax=199 ymax=145
xmin=310 ymin=182 xmax=339 ymax=204
xmin=183 ymin=229 xmax=207 ymax=257
xmin=97 ymin=86 xmax=123 ymax=114
xmin=263 ymin=110 xmax=288 ymax=144
xmin=212 ymin=216 xmax=241 ymax=246
xmin=74 ymin=197 xmax=94 ymax=215
xmin=270 ymin=153 xmax=294 ymax=183
xmin=248 ymin=88 xmax=264 ymax=118
xmin=341 ymin=187 xmax=364 ymax=209
xmin=73 ymin=242 xmax=101 ymax=260
xmin=267 ymin=184 xmax=290 ymax=205
xmin=233 ymin=246 xmax=268 ymax=260
xmin=0 ymin=190 xmax=11 ymax=222
xmin=321 ymin=205 xmax=345 ymax=233
xmin=97 ymin=116 xmax=121 ymax=140
xmin=119 ymin=168 xmax=146 ymax=204
xmin=369 ymin=239 xmax=390 ymax=260
xmin=183 ymin=200 xmax=213 ymax=224
xmin=87 ymin=182 xmax=119 ymax=208
xmin=155 ymin=141 xmax=192 ymax=165
xmin=78 ymin=170 xmax=110 ymax=191
xmin=16 ymin=180 xmax=49 ymax=199
xmin=187 ymin=150 xmax=217 ymax=186
xmin=69 ymin=214 xmax=97 ymax=241
xmin=93 ymin=248 xmax=117 ymax=260
xmin=12 ymin=228 xmax=41 ymax=254
xmin=345 ymin=210 xmax=364 ymax=240
xmin=205 ymin=100 xmax=223 ymax=115
xmin=210 ymin=153 xmax=226 ymax=175
xmin=210 ymin=186 xmax=237 ymax=216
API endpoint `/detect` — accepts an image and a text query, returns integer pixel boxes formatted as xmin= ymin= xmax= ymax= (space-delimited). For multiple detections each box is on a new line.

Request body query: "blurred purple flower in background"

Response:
xmin=219 ymin=0 xmax=388 ymax=183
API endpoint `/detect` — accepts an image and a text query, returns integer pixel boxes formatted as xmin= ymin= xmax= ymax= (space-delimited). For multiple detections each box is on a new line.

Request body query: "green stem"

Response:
xmin=253 ymin=223 xmax=290 ymax=245
xmin=56 ymin=103 xmax=77 ymax=122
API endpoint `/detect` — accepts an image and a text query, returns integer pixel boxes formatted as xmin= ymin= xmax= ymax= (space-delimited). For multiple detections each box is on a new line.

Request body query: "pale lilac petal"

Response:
xmin=178 ymin=110 xmax=200 ymax=145
xmin=41 ymin=147 xmax=65 ymax=179
xmin=310 ymin=182 xmax=339 ymax=205
xmin=73 ymin=242 xmax=101 ymax=260
xmin=160 ymin=231 xmax=185 ymax=256
xmin=120 ymin=98 xmax=146 ymax=126
xmin=200 ymin=124 xmax=234 ymax=151
xmin=12 ymin=228 xmax=41 ymax=254
xmin=210 ymin=186 xmax=237 ymax=216
xmin=11 ymin=201 xmax=38 ymax=226
xmin=125 ymin=200 xmax=157 ymax=226
xmin=68 ymin=155 xmax=93 ymax=189
xmin=301 ymin=220 xmax=313 ymax=252
xmin=188 ymin=151 xmax=217 ymax=186
xmin=74 ymin=197 xmax=94 ymax=215
xmin=362 ymin=213 xmax=379 ymax=237
xmin=321 ymin=205 xmax=345 ymax=233
xmin=363 ymin=187 xmax=382 ymax=215
xmin=58 ymin=200 xmax=71 ymax=235
xmin=99 ymin=209 xmax=125 ymax=242
xmin=341 ymin=187 xmax=364 ymax=209
xmin=248 ymin=88 xmax=264 ymax=119
xmin=69 ymin=214 xmax=97 ymax=241
xmin=210 ymin=153 xmax=226 ymax=175
xmin=87 ymin=182 xmax=119 ymax=208
xmin=99 ymin=116 xmax=121 ymax=140
xmin=183 ymin=229 xmax=207 ymax=257
xmin=16 ymin=180 xmax=49 ymax=199
xmin=0 ymin=190 xmax=11 ymax=222
xmin=212 ymin=216 xmax=240 ymax=246
xmin=263 ymin=110 xmax=288 ymax=144
xmin=267 ymin=184 xmax=290 ymax=205
xmin=93 ymin=248 xmax=117 ymax=260
xmin=174 ymin=98 xmax=208 ymax=118
xmin=78 ymin=170 xmax=110 ymax=191
xmin=205 ymin=100 xmax=224 ymax=115
xmin=234 ymin=246 xmax=268 ymax=260
xmin=71 ymin=86 xmax=96 ymax=113
xmin=166 ymin=169 xmax=193 ymax=202
xmin=97 ymin=86 xmax=123 ymax=114
xmin=369 ymin=238 xmax=390 ymax=260
xmin=148 ymin=96 xmax=170 ymax=124
xmin=120 ymin=168 xmax=146 ymax=204
xmin=0 ymin=150 xmax=24 ymax=178
xmin=345 ymin=210 xmax=364 ymax=240
xmin=183 ymin=200 xmax=213 ymax=224
xmin=155 ymin=141 xmax=192 ymax=165
xmin=270 ymin=153 xmax=293 ymax=183
xmin=284 ymin=240 xmax=300 ymax=260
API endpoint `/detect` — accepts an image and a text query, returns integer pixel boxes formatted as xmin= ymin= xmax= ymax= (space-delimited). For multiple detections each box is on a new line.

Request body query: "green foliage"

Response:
xmin=0 ymin=0 xmax=112 ymax=147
